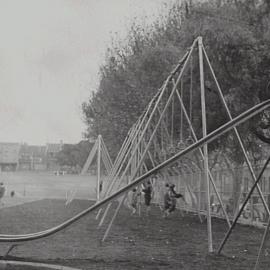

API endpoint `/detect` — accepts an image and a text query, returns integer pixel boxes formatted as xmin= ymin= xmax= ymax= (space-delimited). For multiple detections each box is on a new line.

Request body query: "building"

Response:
xmin=0 ymin=141 xmax=64 ymax=172
xmin=45 ymin=143 xmax=63 ymax=170
xmin=0 ymin=143 xmax=21 ymax=171
xmin=18 ymin=144 xmax=47 ymax=171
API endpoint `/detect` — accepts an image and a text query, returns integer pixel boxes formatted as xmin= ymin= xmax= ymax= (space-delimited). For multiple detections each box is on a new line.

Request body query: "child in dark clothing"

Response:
xmin=142 ymin=181 xmax=153 ymax=216
xmin=170 ymin=184 xmax=183 ymax=198
xmin=163 ymin=183 xmax=184 ymax=217
xmin=163 ymin=184 xmax=171 ymax=213
xmin=130 ymin=188 xmax=140 ymax=215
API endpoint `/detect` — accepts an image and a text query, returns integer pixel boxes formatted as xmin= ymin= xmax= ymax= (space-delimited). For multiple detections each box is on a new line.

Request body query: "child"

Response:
xmin=99 ymin=181 xmax=103 ymax=193
xmin=170 ymin=184 xmax=184 ymax=198
xmin=130 ymin=188 xmax=140 ymax=215
xmin=142 ymin=181 xmax=153 ymax=216
xmin=163 ymin=183 xmax=184 ymax=217
xmin=163 ymin=183 xmax=172 ymax=217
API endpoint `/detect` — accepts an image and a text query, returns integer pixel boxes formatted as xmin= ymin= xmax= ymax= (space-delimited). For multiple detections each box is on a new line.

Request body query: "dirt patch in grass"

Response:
xmin=0 ymin=199 xmax=269 ymax=269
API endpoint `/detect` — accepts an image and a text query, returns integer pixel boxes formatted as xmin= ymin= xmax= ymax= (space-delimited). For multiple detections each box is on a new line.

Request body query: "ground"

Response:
xmin=0 ymin=172 xmax=269 ymax=269
xmin=0 ymin=199 xmax=269 ymax=270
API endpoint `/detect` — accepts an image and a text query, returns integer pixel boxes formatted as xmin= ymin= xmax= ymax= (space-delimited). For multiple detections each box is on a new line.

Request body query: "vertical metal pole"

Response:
xmin=202 ymin=45 xmax=270 ymax=217
xmin=97 ymin=135 xmax=101 ymax=202
xmin=254 ymin=216 xmax=270 ymax=270
xmin=198 ymin=36 xmax=213 ymax=252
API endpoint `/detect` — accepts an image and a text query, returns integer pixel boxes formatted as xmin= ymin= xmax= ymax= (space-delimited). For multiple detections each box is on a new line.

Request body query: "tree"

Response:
xmin=82 ymin=0 xmax=270 ymax=167
xmin=56 ymin=140 xmax=93 ymax=171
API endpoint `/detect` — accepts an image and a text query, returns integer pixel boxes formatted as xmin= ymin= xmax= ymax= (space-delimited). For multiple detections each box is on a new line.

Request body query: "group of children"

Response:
xmin=129 ymin=177 xmax=185 ymax=217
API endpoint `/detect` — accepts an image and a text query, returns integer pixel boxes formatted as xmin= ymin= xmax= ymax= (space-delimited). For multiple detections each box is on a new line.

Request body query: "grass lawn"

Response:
xmin=0 ymin=199 xmax=269 ymax=269
xmin=0 ymin=171 xmax=97 ymax=201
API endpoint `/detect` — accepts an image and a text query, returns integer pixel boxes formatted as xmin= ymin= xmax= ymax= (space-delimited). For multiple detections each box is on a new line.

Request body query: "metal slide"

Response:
xmin=0 ymin=99 xmax=269 ymax=242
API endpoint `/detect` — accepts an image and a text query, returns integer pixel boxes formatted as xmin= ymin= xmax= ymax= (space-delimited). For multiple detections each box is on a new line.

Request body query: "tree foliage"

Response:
xmin=82 ymin=0 xmax=270 ymax=163
xmin=56 ymin=140 xmax=93 ymax=169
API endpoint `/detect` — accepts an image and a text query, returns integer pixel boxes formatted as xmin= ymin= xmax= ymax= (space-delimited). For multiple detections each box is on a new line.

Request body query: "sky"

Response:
xmin=0 ymin=0 xmax=172 ymax=145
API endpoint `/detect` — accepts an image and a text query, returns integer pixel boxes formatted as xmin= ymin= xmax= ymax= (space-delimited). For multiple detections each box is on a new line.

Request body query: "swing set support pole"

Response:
xmin=97 ymin=135 xmax=101 ymax=202
xmin=198 ymin=36 xmax=213 ymax=252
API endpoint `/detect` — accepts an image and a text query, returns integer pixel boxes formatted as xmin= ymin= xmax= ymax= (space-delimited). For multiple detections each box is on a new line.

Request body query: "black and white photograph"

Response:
xmin=0 ymin=0 xmax=269 ymax=269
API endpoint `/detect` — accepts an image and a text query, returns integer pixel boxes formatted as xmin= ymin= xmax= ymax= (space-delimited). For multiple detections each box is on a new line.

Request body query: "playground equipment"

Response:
xmin=218 ymin=155 xmax=270 ymax=270
xmin=81 ymin=135 xmax=112 ymax=202
xmin=0 ymin=37 xmax=269 ymax=269
xmin=0 ymin=100 xmax=267 ymax=242
xmin=65 ymin=135 xmax=112 ymax=206
xmin=95 ymin=35 xmax=266 ymax=249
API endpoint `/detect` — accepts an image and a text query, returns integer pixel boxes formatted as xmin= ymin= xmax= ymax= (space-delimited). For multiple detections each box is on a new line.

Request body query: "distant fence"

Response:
xmin=150 ymin=164 xmax=270 ymax=226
